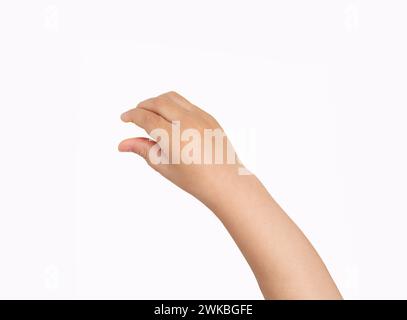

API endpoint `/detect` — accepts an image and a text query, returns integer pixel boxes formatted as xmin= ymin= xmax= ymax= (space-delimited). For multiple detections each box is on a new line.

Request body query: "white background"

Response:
xmin=0 ymin=0 xmax=406 ymax=299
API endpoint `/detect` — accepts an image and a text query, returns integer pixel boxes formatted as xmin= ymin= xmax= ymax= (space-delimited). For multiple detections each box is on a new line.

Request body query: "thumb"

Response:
xmin=118 ymin=137 xmax=159 ymax=163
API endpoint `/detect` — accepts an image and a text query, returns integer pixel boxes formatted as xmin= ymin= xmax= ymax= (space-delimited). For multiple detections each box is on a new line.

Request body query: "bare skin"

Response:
xmin=119 ymin=91 xmax=342 ymax=300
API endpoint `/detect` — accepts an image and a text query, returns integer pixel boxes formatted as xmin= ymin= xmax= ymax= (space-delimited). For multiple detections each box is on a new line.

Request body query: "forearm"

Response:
xmin=206 ymin=174 xmax=342 ymax=300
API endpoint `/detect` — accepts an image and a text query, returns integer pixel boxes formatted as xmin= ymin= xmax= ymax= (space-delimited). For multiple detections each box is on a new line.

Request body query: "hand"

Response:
xmin=119 ymin=91 xmax=342 ymax=299
xmin=119 ymin=91 xmax=243 ymax=207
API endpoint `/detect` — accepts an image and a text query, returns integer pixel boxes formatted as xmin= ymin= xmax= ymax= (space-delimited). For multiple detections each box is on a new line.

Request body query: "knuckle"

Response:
xmin=137 ymin=98 xmax=155 ymax=109
xmin=136 ymin=101 xmax=145 ymax=108
xmin=140 ymin=148 xmax=148 ymax=159
xmin=165 ymin=91 xmax=179 ymax=99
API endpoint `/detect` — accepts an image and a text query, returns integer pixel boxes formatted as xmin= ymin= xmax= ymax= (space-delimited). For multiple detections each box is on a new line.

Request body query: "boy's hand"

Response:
xmin=119 ymin=91 xmax=242 ymax=207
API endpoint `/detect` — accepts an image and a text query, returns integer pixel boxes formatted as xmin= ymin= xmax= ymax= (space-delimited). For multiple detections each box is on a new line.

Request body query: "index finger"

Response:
xmin=121 ymin=107 xmax=170 ymax=137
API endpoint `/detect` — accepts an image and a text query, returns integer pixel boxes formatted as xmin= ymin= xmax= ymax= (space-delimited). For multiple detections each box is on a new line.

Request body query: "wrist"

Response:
xmin=202 ymin=170 xmax=270 ymax=219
